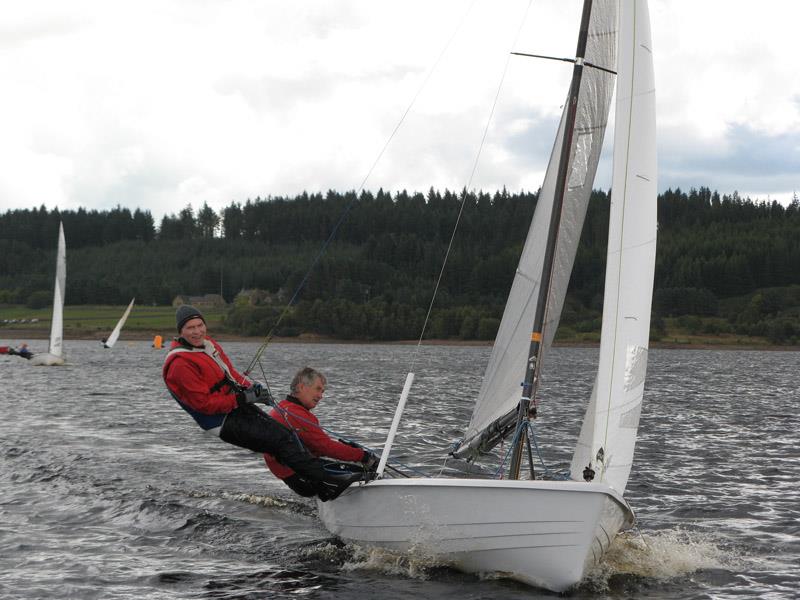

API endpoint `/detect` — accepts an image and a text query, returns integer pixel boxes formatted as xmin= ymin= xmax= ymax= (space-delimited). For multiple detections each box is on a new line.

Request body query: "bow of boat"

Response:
xmin=318 ymin=477 xmax=633 ymax=592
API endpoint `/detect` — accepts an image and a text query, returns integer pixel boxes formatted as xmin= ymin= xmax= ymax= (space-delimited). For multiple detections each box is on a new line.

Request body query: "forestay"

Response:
xmin=459 ymin=0 xmax=618 ymax=451
xmin=570 ymin=0 xmax=657 ymax=494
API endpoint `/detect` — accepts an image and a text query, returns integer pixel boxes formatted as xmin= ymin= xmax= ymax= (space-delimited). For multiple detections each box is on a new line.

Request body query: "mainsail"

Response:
xmin=455 ymin=0 xmax=618 ymax=457
xmin=49 ymin=222 xmax=67 ymax=358
xmin=105 ymin=298 xmax=135 ymax=348
xmin=570 ymin=0 xmax=657 ymax=493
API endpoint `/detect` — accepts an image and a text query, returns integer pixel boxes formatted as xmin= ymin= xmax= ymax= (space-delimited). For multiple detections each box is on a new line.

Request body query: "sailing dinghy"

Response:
xmin=30 ymin=222 xmax=67 ymax=366
xmin=318 ymin=0 xmax=657 ymax=592
xmin=103 ymin=298 xmax=135 ymax=348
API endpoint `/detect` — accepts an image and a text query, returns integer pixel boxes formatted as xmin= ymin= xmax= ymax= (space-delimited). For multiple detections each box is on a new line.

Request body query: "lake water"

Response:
xmin=1 ymin=340 xmax=798 ymax=599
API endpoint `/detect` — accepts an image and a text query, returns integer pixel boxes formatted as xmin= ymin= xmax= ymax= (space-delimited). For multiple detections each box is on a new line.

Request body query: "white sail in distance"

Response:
xmin=570 ymin=0 xmax=657 ymax=494
xmin=105 ymin=298 xmax=135 ymax=348
xmin=49 ymin=222 xmax=67 ymax=358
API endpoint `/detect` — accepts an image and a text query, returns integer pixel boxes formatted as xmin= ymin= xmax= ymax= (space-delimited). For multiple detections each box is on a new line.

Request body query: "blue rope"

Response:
xmin=485 ymin=420 xmax=571 ymax=480
xmin=492 ymin=421 xmax=525 ymax=478
xmin=526 ymin=421 xmax=571 ymax=480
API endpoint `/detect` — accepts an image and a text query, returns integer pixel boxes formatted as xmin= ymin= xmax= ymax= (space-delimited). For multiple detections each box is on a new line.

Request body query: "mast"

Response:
xmin=508 ymin=0 xmax=595 ymax=479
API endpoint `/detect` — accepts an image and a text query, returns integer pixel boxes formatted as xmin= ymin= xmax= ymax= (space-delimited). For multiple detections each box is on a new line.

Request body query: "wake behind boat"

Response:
xmin=318 ymin=0 xmax=657 ymax=592
xmin=30 ymin=222 xmax=67 ymax=367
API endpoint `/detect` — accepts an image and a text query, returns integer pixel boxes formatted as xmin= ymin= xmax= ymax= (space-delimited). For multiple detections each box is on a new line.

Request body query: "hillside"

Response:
xmin=1 ymin=187 xmax=799 ymax=344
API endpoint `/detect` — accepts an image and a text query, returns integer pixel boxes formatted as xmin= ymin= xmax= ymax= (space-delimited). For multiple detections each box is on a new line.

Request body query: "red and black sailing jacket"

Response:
xmin=163 ymin=337 xmax=250 ymax=431
xmin=264 ymin=396 xmax=366 ymax=479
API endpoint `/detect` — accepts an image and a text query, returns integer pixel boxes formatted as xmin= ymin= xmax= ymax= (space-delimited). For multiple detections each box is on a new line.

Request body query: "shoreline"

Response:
xmin=1 ymin=328 xmax=797 ymax=351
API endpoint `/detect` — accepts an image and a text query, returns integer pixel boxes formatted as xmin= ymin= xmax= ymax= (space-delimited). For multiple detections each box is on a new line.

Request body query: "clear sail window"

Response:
xmin=568 ymin=132 xmax=593 ymax=189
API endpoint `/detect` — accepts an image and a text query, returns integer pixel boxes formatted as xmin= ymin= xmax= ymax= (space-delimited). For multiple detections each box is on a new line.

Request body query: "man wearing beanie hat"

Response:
xmin=163 ymin=304 xmax=365 ymax=500
xmin=175 ymin=304 xmax=205 ymax=334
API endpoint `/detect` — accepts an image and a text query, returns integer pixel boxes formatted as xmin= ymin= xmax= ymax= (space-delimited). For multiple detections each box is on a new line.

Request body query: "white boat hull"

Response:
xmin=318 ymin=478 xmax=633 ymax=593
xmin=29 ymin=353 xmax=65 ymax=366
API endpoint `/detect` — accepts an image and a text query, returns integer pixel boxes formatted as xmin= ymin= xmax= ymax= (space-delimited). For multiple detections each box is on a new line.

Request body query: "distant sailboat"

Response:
xmin=30 ymin=222 xmax=67 ymax=366
xmin=103 ymin=298 xmax=135 ymax=348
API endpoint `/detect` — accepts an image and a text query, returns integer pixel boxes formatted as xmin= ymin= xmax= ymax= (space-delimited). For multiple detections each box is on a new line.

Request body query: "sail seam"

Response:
xmin=606 ymin=235 xmax=656 ymax=256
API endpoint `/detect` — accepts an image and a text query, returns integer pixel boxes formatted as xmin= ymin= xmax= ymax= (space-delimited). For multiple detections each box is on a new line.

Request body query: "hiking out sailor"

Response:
xmin=2 ymin=343 xmax=33 ymax=360
xmin=265 ymin=367 xmax=379 ymax=498
xmin=162 ymin=305 xmax=364 ymax=500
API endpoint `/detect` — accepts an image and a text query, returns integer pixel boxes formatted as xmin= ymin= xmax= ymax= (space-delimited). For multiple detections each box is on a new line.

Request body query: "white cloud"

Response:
xmin=0 ymin=0 xmax=798 ymax=224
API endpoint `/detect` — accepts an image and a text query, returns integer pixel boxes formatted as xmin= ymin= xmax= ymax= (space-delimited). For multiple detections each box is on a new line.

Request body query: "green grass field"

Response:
xmin=0 ymin=304 xmax=224 ymax=336
xmin=0 ymin=303 xmax=783 ymax=347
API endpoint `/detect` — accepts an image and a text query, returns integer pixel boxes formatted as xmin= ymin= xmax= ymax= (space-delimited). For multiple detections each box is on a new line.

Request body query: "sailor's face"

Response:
xmin=180 ymin=317 xmax=206 ymax=347
xmin=296 ymin=377 xmax=325 ymax=410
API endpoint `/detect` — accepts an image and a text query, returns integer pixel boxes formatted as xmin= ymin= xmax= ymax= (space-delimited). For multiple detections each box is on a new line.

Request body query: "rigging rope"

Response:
xmin=373 ymin=0 xmax=535 ymax=471
xmin=410 ymin=0 xmax=534 ymax=373
xmin=244 ymin=2 xmax=548 ymax=479
xmin=493 ymin=419 xmax=570 ymax=480
xmin=244 ymin=0 xmax=479 ymax=377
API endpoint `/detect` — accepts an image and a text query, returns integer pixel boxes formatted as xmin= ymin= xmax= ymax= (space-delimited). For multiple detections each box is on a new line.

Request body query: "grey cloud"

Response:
xmin=660 ymin=122 xmax=800 ymax=195
xmin=502 ymin=110 xmax=563 ymax=167
xmin=68 ymin=166 xmax=178 ymax=216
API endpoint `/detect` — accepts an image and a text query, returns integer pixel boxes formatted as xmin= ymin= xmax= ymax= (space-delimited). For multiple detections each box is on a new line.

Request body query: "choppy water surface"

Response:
xmin=1 ymin=340 xmax=798 ymax=599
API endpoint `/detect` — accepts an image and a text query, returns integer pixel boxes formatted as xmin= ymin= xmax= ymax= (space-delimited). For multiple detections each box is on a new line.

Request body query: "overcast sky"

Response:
xmin=1 ymin=1 xmax=798 ymax=225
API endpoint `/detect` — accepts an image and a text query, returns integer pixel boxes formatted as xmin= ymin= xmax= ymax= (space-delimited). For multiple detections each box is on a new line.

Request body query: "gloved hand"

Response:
xmin=236 ymin=385 xmax=262 ymax=406
xmin=236 ymin=382 xmax=275 ymax=407
xmin=252 ymin=381 xmax=276 ymax=405
xmin=361 ymin=450 xmax=380 ymax=472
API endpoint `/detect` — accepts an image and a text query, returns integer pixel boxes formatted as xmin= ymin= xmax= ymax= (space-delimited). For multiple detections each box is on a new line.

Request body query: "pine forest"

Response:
xmin=1 ymin=186 xmax=799 ymax=345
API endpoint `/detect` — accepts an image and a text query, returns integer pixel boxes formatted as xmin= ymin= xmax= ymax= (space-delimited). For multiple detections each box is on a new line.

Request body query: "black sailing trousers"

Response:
xmin=219 ymin=403 xmax=326 ymax=484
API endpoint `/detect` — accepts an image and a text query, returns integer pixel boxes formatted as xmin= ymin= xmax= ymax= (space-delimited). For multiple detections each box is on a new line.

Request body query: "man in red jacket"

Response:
xmin=265 ymin=367 xmax=379 ymax=498
xmin=163 ymin=305 xmax=364 ymax=500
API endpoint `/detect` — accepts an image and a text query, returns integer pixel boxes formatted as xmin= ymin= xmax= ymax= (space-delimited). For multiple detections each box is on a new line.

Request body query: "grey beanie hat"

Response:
xmin=176 ymin=305 xmax=205 ymax=332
